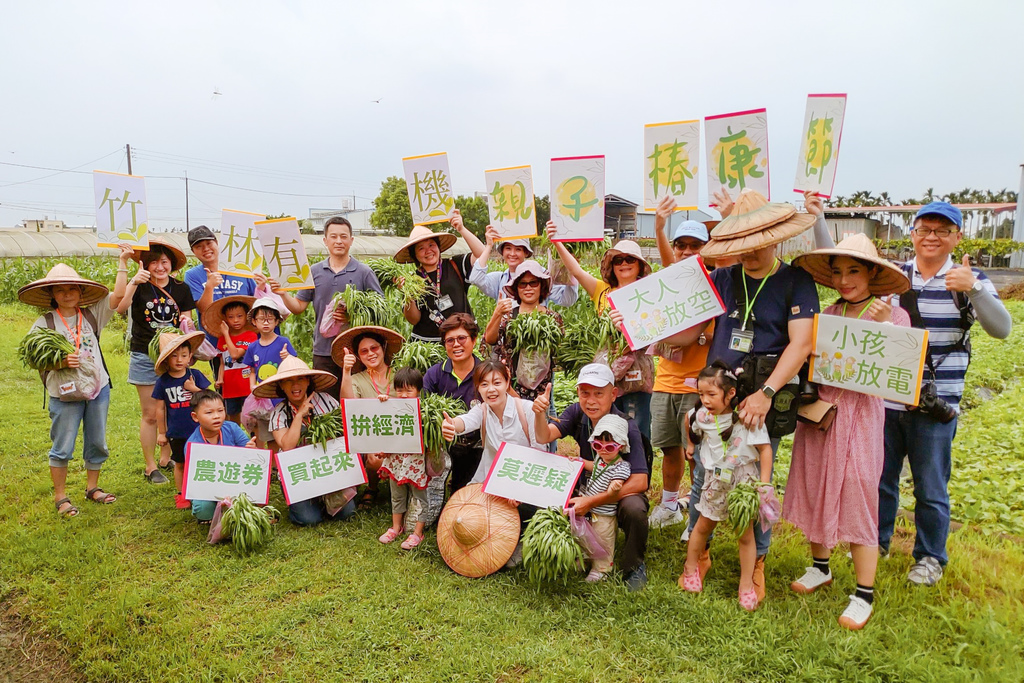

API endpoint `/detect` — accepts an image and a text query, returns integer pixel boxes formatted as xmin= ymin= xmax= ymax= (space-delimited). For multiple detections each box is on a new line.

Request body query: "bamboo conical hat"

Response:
xmin=702 ymin=190 xmax=816 ymax=258
xmin=792 ymin=233 xmax=910 ymax=296
xmin=437 ymin=484 xmax=520 ymax=578
xmin=17 ymin=264 xmax=109 ymax=308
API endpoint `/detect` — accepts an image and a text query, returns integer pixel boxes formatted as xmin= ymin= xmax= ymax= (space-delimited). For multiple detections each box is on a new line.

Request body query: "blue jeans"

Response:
xmin=688 ymin=437 xmax=780 ymax=556
xmin=288 ymin=496 xmax=357 ymax=527
xmin=615 ymin=391 xmax=652 ymax=441
xmin=47 ymin=384 xmax=110 ymax=469
xmin=879 ymin=409 xmax=957 ymax=565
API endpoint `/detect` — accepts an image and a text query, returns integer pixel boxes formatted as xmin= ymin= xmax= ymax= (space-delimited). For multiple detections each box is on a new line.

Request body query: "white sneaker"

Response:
xmin=908 ymin=557 xmax=943 ymax=586
xmin=648 ymin=503 xmax=685 ymax=528
xmin=584 ymin=569 xmax=607 ymax=582
xmin=679 ymin=526 xmax=691 ymax=543
xmin=790 ymin=566 xmax=833 ymax=594
xmin=838 ymin=595 xmax=873 ymax=630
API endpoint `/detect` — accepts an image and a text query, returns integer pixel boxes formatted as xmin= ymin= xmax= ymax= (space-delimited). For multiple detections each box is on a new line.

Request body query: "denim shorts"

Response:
xmin=127 ymin=351 xmax=158 ymax=386
xmin=224 ymin=396 xmax=246 ymax=415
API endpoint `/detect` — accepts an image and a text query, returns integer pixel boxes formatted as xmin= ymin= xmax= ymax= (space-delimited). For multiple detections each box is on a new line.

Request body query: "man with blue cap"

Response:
xmin=878 ymin=201 xmax=1010 ymax=586
xmin=469 ymin=226 xmax=579 ymax=307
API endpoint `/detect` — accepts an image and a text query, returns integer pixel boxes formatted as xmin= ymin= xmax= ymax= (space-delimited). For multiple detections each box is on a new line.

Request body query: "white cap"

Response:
xmin=591 ymin=414 xmax=630 ymax=453
xmin=577 ymin=363 xmax=615 ymax=388
xmin=248 ymin=296 xmax=283 ymax=319
xmin=500 ymin=238 xmax=534 ymax=256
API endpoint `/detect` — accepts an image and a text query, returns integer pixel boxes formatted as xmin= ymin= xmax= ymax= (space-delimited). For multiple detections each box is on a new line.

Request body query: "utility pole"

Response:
xmin=126 ymin=144 xmax=132 ymax=175
xmin=184 ymin=171 xmax=190 ymax=231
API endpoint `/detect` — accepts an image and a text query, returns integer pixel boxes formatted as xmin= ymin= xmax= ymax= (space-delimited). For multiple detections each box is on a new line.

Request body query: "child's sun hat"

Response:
xmin=154 ymin=331 xmax=207 ymax=375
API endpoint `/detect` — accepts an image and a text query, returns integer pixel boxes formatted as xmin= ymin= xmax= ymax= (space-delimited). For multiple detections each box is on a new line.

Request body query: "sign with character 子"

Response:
xmin=482 ymin=442 xmax=585 ymax=509
xmin=403 ymin=152 xmax=456 ymax=226
xmin=183 ymin=443 xmax=273 ymax=505
xmin=219 ymin=209 xmax=266 ymax=277
xmin=94 ymin=170 xmax=149 ymax=249
xmin=341 ymin=398 xmax=423 ymax=454
xmin=253 ymin=217 xmax=314 ymax=291
xmin=549 ymin=155 xmax=606 ymax=242
xmin=274 ymin=438 xmax=368 ymax=505
xmin=793 ymin=94 xmax=847 ymax=198
xmin=606 ymin=255 xmax=725 ymax=350
xmin=810 ymin=314 xmax=929 ymax=405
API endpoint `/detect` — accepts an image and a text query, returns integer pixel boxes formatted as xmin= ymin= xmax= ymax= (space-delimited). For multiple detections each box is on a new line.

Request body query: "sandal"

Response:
xmin=739 ymin=588 xmax=760 ymax=612
xmin=679 ymin=569 xmax=703 ymax=593
xmin=85 ymin=487 xmax=116 ymax=504
xmin=55 ymin=497 xmax=79 ymax=518
xmin=378 ymin=527 xmax=401 ymax=544
xmin=357 ymin=491 xmax=375 ymax=511
xmin=401 ymin=533 xmax=424 ymax=550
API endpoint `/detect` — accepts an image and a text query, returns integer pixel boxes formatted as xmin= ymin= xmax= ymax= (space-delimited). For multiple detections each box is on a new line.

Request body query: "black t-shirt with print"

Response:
xmin=129 ymin=279 xmax=197 ymax=353
xmin=412 ymin=253 xmax=475 ymax=340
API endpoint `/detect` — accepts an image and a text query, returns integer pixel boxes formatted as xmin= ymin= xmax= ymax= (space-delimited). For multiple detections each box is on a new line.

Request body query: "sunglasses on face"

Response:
xmin=590 ymin=440 xmax=623 ymax=454
xmin=516 ymin=279 xmax=542 ymax=289
xmin=673 ymin=239 xmax=704 ymax=251
xmin=443 ymin=334 xmax=472 ymax=346
xmin=611 ymin=255 xmax=639 ymax=266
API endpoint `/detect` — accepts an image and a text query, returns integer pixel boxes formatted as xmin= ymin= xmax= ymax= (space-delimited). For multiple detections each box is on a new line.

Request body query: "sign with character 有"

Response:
xmin=253 ymin=217 xmax=314 ymax=291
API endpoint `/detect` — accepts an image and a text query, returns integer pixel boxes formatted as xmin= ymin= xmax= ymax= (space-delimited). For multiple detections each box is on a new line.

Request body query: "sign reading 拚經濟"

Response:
xmin=274 ymin=438 xmax=367 ymax=505
xmin=341 ymin=398 xmax=423 ymax=454
xmin=182 ymin=442 xmax=272 ymax=505
xmin=218 ymin=209 xmax=265 ymax=277
xmin=94 ymin=170 xmax=149 ymax=249
xmin=253 ymin=217 xmax=313 ymax=290
xmin=482 ymin=442 xmax=585 ymax=509
xmin=810 ymin=314 xmax=929 ymax=405
xmin=793 ymin=94 xmax=847 ymax=199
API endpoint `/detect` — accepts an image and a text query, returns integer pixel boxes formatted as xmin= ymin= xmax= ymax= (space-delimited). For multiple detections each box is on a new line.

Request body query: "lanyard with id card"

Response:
xmin=728 ymin=260 xmax=779 ymax=355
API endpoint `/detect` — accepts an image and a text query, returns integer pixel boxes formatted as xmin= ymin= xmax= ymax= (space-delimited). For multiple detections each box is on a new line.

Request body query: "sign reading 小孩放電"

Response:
xmin=482 ymin=442 xmax=585 ymax=509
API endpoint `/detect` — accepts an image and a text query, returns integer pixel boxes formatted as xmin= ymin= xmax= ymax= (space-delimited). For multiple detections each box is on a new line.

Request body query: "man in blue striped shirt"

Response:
xmin=879 ymin=202 xmax=1011 ymax=586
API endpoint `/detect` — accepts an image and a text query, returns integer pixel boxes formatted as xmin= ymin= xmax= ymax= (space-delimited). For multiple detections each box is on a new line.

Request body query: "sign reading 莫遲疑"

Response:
xmin=274 ymin=438 xmax=367 ymax=505
xmin=403 ymin=152 xmax=456 ymax=226
xmin=253 ymin=217 xmax=314 ymax=291
xmin=219 ymin=209 xmax=265 ymax=277
xmin=94 ymin=170 xmax=149 ymax=249
xmin=341 ymin=398 xmax=423 ymax=454
xmin=183 ymin=443 xmax=272 ymax=505
xmin=811 ymin=314 xmax=928 ymax=405
xmin=606 ymin=255 xmax=725 ymax=350
xmin=793 ymin=94 xmax=847 ymax=198
xmin=704 ymin=109 xmax=770 ymax=201
xmin=550 ymin=155 xmax=606 ymax=242
xmin=482 ymin=442 xmax=585 ymax=509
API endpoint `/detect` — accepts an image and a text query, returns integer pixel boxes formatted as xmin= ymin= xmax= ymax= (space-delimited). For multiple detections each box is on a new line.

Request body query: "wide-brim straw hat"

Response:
xmin=437 ymin=484 xmax=520 ymax=578
xmin=330 ymin=325 xmax=405 ymax=373
xmin=17 ymin=263 xmax=109 ymax=308
xmin=154 ymin=331 xmax=207 ymax=375
xmin=132 ymin=239 xmax=189 ymax=272
xmin=394 ymin=225 xmax=458 ymax=265
xmin=792 ymin=233 xmax=910 ymax=296
xmin=600 ymin=240 xmax=653 ymax=284
xmin=502 ymin=259 xmax=551 ymax=298
xmin=700 ymin=190 xmax=816 ymax=259
xmin=202 ymin=295 xmax=257 ymax=336
xmin=252 ymin=354 xmax=338 ymax=399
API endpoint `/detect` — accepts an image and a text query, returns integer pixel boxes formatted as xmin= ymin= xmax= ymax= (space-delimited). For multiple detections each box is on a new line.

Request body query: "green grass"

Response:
xmin=2 ymin=302 xmax=1024 ymax=682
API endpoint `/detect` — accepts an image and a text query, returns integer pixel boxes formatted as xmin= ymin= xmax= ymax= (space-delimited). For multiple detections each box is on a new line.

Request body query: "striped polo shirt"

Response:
xmin=583 ymin=458 xmax=632 ymax=516
xmin=886 ymin=257 xmax=998 ymax=412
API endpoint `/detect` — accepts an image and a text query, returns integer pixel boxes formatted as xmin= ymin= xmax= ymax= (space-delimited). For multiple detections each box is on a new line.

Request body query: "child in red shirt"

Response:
xmin=209 ymin=297 xmax=258 ymax=424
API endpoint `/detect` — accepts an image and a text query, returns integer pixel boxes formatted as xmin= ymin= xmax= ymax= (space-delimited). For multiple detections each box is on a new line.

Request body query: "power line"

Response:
xmin=0 ymin=149 xmax=123 ymax=187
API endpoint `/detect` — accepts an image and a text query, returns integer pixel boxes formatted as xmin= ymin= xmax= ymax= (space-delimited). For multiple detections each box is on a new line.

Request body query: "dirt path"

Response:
xmin=0 ymin=598 xmax=82 ymax=683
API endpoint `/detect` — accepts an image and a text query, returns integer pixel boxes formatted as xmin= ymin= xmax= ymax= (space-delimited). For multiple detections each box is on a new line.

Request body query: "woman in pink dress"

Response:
xmin=787 ymin=234 xmax=911 ymax=631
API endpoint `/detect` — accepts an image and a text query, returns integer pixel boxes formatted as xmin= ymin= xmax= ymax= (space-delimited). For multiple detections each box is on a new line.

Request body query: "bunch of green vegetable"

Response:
xmin=147 ymin=326 xmax=182 ymax=364
xmin=555 ymin=309 xmax=625 ymax=378
xmin=391 ymin=340 xmax=447 ymax=374
xmin=506 ymin=311 xmax=562 ymax=356
xmin=219 ymin=493 xmax=280 ymax=555
xmin=336 ymin=286 xmax=394 ymax=329
xmin=522 ymin=507 xmax=585 ymax=585
xmin=726 ymin=482 xmax=762 ymax=537
xmin=367 ymin=258 xmax=428 ymax=305
xmin=18 ymin=327 xmax=76 ymax=370
xmin=306 ymin=409 xmax=344 ymax=451
xmin=419 ymin=392 xmax=467 ymax=467
xmin=596 ymin=310 xmax=628 ymax=358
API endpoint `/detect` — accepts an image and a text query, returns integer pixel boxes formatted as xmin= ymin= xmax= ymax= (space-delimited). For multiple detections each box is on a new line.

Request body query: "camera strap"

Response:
xmin=898 ymin=286 xmax=972 ymax=380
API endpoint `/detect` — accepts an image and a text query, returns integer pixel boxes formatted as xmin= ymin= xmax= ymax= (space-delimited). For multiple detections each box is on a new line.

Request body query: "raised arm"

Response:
xmin=484 ymin=298 xmax=513 ymax=345
xmin=111 ymin=243 xmax=147 ymax=314
xmin=654 ymin=195 xmax=678 ymax=266
xmin=451 ymin=209 xmax=487 ymax=260
xmin=544 ymin=221 xmax=601 ymax=299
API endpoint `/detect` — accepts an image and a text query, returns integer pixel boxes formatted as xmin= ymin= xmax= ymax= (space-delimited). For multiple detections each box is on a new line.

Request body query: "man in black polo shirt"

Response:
xmin=534 ymin=363 xmax=650 ymax=591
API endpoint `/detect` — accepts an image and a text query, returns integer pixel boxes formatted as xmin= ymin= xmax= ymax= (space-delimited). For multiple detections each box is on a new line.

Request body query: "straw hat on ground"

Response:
xmin=792 ymin=233 xmax=910 ymax=296
xmin=600 ymin=240 xmax=653 ymax=285
xmin=437 ymin=484 xmax=520 ymax=578
xmin=132 ymin=239 xmax=189 ymax=272
xmin=330 ymin=325 xmax=405 ymax=373
xmin=394 ymin=225 xmax=458 ymax=264
xmin=252 ymin=354 xmax=337 ymax=399
xmin=700 ymin=190 xmax=816 ymax=259
xmin=17 ymin=264 xmax=109 ymax=308
xmin=154 ymin=331 xmax=207 ymax=374
xmin=201 ymin=295 xmax=257 ymax=335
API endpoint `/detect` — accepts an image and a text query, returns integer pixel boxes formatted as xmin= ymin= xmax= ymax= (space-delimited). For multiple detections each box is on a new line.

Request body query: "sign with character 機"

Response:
xmin=482 ymin=442 xmax=585 ymax=509
xmin=341 ymin=398 xmax=423 ymax=454
xmin=183 ymin=443 xmax=273 ymax=505
xmin=94 ymin=170 xmax=149 ymax=249
xmin=403 ymin=152 xmax=456 ymax=226
xmin=274 ymin=438 xmax=368 ymax=505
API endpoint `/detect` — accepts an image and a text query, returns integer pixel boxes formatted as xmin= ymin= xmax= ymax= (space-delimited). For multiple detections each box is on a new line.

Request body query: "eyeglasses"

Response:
xmin=590 ymin=440 xmax=623 ymax=454
xmin=611 ymin=255 xmax=639 ymax=266
xmin=443 ymin=334 xmax=472 ymax=346
xmin=253 ymin=314 xmax=277 ymax=323
xmin=913 ymin=227 xmax=958 ymax=238
xmin=516 ymin=279 xmax=542 ymax=289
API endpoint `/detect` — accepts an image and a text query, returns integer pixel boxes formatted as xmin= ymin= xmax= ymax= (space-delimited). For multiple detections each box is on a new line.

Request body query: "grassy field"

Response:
xmin=1 ymin=302 xmax=1023 ymax=682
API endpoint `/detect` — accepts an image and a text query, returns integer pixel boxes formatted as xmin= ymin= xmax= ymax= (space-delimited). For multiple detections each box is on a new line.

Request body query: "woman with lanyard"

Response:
xmin=785 ymin=235 xmax=912 ymax=630
xmin=19 ymin=265 xmax=118 ymax=516
xmin=334 ymin=324 xmax=405 ymax=509
xmin=111 ymin=240 xmax=195 ymax=484
xmin=396 ymin=210 xmax=488 ymax=343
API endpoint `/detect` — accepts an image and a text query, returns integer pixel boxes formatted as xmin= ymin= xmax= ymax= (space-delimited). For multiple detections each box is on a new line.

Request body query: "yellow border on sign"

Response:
xmin=223 ymin=208 xmax=265 ymax=217
xmin=403 ymin=152 xmax=447 ymax=161
xmin=98 ymin=241 xmax=149 ymax=250
xmin=93 ymin=169 xmax=144 ymax=178
xmin=910 ymin=329 xmax=929 ymax=406
xmin=253 ymin=217 xmax=296 ymax=226
xmin=644 ymin=119 xmax=699 ymax=128
xmin=485 ymin=164 xmax=531 ymax=173
xmin=413 ymin=216 xmax=452 ymax=227
xmin=809 ymin=314 xmax=820 ymax=383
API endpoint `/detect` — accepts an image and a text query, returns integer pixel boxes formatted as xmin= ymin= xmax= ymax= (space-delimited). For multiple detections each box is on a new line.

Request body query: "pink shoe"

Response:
xmin=678 ymin=570 xmax=703 ymax=593
xmin=739 ymin=588 xmax=760 ymax=612
xmin=378 ymin=527 xmax=401 ymax=544
xmin=401 ymin=533 xmax=424 ymax=550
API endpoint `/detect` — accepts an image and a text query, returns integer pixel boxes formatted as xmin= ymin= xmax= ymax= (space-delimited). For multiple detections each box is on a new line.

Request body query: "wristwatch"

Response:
xmin=760 ymin=384 xmax=776 ymax=399
xmin=970 ymin=280 xmax=984 ymax=294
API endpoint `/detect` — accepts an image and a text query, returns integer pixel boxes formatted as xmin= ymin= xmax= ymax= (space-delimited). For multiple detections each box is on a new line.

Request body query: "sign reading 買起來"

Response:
xmin=341 ymin=398 xmax=423 ymax=454
xmin=94 ymin=170 xmax=149 ymax=249
xmin=274 ymin=438 xmax=367 ymax=505
xmin=606 ymin=255 xmax=725 ymax=350
xmin=482 ymin=442 xmax=585 ymax=509
xmin=183 ymin=443 xmax=272 ymax=505
xmin=810 ymin=314 xmax=929 ymax=405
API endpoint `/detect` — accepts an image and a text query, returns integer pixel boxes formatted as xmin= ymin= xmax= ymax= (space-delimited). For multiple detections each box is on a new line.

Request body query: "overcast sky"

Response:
xmin=2 ymin=0 xmax=1022 ymax=230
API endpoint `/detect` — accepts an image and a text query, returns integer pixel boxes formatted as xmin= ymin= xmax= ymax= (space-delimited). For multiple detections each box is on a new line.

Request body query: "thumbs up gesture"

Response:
xmin=441 ymin=411 xmax=458 ymax=442
xmin=866 ymin=294 xmax=894 ymax=323
xmin=945 ymin=253 xmax=978 ymax=293
xmin=532 ymin=383 xmax=553 ymax=415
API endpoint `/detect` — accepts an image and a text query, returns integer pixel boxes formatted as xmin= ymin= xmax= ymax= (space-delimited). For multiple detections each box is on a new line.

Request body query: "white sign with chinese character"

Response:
xmin=485 ymin=165 xmax=537 ymax=240
xmin=218 ymin=209 xmax=265 ymax=277
xmin=811 ymin=314 xmax=929 ymax=405
xmin=274 ymin=438 xmax=367 ymax=505
xmin=793 ymin=94 xmax=847 ymax=199
xmin=253 ymin=217 xmax=314 ymax=291
xmin=606 ymin=255 xmax=725 ymax=350
xmin=403 ymin=152 xmax=456 ymax=227
xmin=549 ymin=155 xmax=606 ymax=242
xmin=704 ymin=109 xmax=770 ymax=202
xmin=182 ymin=443 xmax=272 ymax=505
xmin=93 ymin=170 xmax=150 ymax=249
xmin=643 ymin=120 xmax=700 ymax=211
xmin=341 ymin=398 xmax=423 ymax=454
xmin=482 ymin=442 xmax=585 ymax=509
